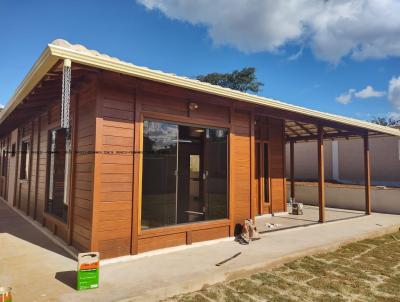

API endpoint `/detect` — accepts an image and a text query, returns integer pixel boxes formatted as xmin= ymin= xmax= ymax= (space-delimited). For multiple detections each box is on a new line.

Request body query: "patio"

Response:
xmin=256 ymin=205 xmax=366 ymax=233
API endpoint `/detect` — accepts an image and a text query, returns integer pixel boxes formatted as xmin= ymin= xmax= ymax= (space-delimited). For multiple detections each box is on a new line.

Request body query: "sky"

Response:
xmin=1 ymin=0 xmax=400 ymax=121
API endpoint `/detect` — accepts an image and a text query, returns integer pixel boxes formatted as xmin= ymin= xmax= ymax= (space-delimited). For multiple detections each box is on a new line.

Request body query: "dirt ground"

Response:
xmin=164 ymin=232 xmax=400 ymax=302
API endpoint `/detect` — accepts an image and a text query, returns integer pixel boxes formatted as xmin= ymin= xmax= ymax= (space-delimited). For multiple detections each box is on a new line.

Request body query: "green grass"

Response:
xmin=163 ymin=232 xmax=400 ymax=302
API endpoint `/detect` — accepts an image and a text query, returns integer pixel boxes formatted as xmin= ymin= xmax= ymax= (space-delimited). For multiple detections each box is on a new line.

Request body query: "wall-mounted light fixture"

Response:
xmin=188 ymin=102 xmax=199 ymax=111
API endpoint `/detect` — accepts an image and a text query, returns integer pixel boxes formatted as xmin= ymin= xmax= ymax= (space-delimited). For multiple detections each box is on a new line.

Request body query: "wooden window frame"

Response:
xmin=138 ymin=114 xmax=231 ymax=235
xmin=19 ymin=138 xmax=30 ymax=181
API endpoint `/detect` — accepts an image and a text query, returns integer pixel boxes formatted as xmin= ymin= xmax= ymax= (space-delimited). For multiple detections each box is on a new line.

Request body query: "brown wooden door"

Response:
xmin=256 ymin=141 xmax=271 ymax=215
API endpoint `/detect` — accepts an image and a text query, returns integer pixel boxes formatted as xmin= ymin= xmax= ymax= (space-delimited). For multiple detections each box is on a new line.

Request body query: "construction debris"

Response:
xmin=265 ymin=223 xmax=282 ymax=230
xmin=238 ymin=219 xmax=260 ymax=244
xmin=292 ymin=202 xmax=304 ymax=215
xmin=215 ymin=252 xmax=242 ymax=266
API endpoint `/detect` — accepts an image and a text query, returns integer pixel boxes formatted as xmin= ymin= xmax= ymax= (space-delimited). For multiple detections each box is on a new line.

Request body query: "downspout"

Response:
xmin=61 ymin=59 xmax=72 ymax=216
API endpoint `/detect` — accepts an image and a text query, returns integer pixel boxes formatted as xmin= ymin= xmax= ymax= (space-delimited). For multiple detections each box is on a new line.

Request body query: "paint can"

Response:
xmin=292 ymin=202 xmax=304 ymax=215
xmin=77 ymin=252 xmax=99 ymax=290
xmin=0 ymin=287 xmax=12 ymax=302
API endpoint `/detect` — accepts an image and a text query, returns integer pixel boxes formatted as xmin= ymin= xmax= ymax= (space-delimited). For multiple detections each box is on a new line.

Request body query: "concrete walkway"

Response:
xmin=1 ymin=200 xmax=399 ymax=302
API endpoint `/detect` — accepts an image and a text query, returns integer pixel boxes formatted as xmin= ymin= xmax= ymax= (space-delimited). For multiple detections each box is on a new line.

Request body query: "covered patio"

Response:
xmin=256 ymin=205 xmax=366 ymax=233
xmin=282 ymin=118 xmax=380 ymax=223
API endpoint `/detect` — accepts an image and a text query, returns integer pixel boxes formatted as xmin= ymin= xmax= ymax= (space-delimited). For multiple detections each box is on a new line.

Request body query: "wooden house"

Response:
xmin=0 ymin=39 xmax=399 ymax=259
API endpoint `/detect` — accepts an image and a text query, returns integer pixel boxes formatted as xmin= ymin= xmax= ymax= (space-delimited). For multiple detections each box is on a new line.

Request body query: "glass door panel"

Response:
xmin=204 ymin=128 xmax=228 ymax=220
xmin=141 ymin=120 xmax=178 ymax=229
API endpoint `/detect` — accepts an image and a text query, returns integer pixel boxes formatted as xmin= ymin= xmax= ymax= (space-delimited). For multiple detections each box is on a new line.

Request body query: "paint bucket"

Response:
xmin=292 ymin=202 xmax=304 ymax=215
xmin=0 ymin=287 xmax=12 ymax=302
xmin=77 ymin=252 xmax=99 ymax=290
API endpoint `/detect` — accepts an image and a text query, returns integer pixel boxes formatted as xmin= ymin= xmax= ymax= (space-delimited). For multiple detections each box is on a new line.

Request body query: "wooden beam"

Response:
xmin=285 ymin=123 xmax=304 ymax=137
xmin=290 ymin=140 xmax=295 ymax=200
xmin=256 ymin=106 xmax=367 ymax=134
xmin=285 ymin=125 xmax=300 ymax=137
xmin=290 ymin=131 xmax=360 ymax=142
xmin=294 ymin=121 xmax=314 ymax=136
xmin=364 ymin=135 xmax=371 ymax=215
xmin=318 ymin=125 xmax=326 ymax=223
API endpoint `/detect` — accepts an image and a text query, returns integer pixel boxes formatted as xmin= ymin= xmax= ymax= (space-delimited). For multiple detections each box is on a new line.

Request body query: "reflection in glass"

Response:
xmin=141 ymin=121 xmax=178 ymax=228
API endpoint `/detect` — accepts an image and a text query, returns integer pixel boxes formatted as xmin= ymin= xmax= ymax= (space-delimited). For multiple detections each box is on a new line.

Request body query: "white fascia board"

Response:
xmin=0 ymin=47 xmax=59 ymax=125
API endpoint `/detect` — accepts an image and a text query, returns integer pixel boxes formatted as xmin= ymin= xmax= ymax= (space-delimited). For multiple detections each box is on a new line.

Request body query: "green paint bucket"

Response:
xmin=77 ymin=252 xmax=99 ymax=290
xmin=0 ymin=287 xmax=12 ymax=302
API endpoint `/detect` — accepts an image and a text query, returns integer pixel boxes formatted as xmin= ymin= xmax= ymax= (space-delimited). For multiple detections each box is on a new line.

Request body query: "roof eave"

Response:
xmin=48 ymin=44 xmax=400 ymax=138
xmin=0 ymin=46 xmax=59 ymax=125
xmin=1 ymin=43 xmax=399 ymax=138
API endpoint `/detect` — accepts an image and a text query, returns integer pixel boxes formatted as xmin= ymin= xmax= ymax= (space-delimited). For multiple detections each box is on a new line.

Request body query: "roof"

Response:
xmin=1 ymin=39 xmax=400 ymax=138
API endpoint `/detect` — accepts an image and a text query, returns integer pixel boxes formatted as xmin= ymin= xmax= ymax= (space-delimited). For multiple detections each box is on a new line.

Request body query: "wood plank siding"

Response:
xmin=0 ymin=70 xmax=287 ymax=259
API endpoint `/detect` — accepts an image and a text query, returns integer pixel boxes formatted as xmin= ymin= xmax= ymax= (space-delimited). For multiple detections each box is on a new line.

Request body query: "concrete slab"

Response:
xmin=255 ymin=205 xmax=366 ymax=232
xmin=0 ymin=200 xmax=399 ymax=302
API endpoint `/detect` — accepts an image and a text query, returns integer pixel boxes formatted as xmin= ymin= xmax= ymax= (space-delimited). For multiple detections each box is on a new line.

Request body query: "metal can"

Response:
xmin=0 ymin=287 xmax=12 ymax=302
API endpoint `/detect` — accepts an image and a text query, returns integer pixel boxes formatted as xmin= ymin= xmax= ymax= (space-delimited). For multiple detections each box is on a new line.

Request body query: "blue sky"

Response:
xmin=1 ymin=0 xmax=400 ymax=121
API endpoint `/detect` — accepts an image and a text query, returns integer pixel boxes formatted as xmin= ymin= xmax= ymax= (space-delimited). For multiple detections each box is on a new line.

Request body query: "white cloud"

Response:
xmin=288 ymin=47 xmax=304 ymax=61
xmin=388 ymin=76 xmax=400 ymax=111
xmin=337 ymin=85 xmax=386 ymax=105
xmin=137 ymin=0 xmax=400 ymax=63
xmin=354 ymin=85 xmax=385 ymax=98
xmin=336 ymin=89 xmax=355 ymax=105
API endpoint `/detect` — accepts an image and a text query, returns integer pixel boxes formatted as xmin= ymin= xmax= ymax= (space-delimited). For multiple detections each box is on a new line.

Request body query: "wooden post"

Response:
xmin=364 ymin=134 xmax=371 ymax=215
xmin=318 ymin=126 xmax=325 ymax=223
xmin=290 ymin=140 xmax=295 ymax=201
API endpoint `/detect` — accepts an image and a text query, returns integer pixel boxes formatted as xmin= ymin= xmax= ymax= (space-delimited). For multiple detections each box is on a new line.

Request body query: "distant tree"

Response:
xmin=371 ymin=116 xmax=400 ymax=126
xmin=196 ymin=67 xmax=263 ymax=93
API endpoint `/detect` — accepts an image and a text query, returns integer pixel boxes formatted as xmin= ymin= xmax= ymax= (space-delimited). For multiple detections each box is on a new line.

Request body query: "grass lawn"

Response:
xmin=163 ymin=232 xmax=400 ymax=302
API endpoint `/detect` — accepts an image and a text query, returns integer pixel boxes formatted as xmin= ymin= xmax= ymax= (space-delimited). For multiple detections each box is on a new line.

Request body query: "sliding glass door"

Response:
xmin=141 ymin=120 xmax=228 ymax=230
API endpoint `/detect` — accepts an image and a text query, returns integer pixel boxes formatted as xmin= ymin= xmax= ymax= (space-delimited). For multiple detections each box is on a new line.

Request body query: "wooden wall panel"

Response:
xmin=138 ymin=233 xmax=187 ymax=253
xmin=35 ymin=113 xmax=48 ymax=224
xmin=16 ymin=121 xmax=32 ymax=214
xmin=93 ymin=82 xmax=134 ymax=258
xmin=269 ymin=118 xmax=286 ymax=213
xmin=28 ymin=118 xmax=40 ymax=218
xmin=71 ymin=82 xmax=97 ymax=251
xmin=191 ymin=226 xmax=229 ymax=243
xmin=231 ymin=109 xmax=251 ymax=226
xmin=137 ymin=79 xmax=230 ymax=125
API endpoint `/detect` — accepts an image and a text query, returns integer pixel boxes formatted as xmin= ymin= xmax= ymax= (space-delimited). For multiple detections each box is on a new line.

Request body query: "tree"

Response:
xmin=196 ymin=67 xmax=263 ymax=93
xmin=371 ymin=116 xmax=400 ymax=126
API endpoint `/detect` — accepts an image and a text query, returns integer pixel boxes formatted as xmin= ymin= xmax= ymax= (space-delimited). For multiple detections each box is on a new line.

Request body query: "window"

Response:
xmin=2 ymin=147 xmax=8 ymax=177
xmin=11 ymin=143 xmax=16 ymax=157
xmin=20 ymin=140 xmax=30 ymax=180
xmin=141 ymin=120 xmax=228 ymax=229
xmin=46 ymin=128 xmax=68 ymax=222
